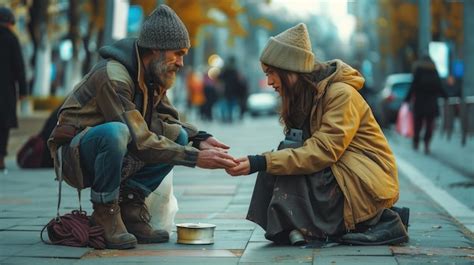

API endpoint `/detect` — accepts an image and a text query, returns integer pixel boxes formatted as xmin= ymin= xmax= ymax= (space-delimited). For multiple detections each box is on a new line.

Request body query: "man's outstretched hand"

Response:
xmin=196 ymin=149 xmax=239 ymax=169
xmin=199 ymin=137 xmax=230 ymax=152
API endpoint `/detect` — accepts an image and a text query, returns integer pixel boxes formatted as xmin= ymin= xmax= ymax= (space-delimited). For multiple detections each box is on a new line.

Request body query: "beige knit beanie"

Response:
xmin=138 ymin=5 xmax=190 ymax=50
xmin=260 ymin=23 xmax=314 ymax=73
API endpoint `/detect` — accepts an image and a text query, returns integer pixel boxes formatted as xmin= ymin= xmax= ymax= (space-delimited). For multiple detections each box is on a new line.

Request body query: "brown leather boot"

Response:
xmin=120 ymin=187 xmax=169 ymax=243
xmin=91 ymin=201 xmax=137 ymax=249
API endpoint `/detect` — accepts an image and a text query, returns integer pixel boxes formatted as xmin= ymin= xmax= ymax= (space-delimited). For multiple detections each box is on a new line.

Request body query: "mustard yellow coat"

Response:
xmin=264 ymin=60 xmax=399 ymax=230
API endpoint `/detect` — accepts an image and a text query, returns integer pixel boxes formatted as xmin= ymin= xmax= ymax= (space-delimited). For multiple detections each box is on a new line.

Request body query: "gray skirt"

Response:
xmin=246 ymin=167 xmax=346 ymax=243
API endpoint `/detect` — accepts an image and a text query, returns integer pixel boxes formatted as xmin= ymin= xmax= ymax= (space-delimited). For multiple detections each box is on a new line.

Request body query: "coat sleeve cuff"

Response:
xmin=248 ymin=155 xmax=267 ymax=174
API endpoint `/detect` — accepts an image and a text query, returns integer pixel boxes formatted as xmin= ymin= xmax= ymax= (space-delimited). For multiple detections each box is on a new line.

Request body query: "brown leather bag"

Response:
xmin=51 ymin=124 xmax=79 ymax=146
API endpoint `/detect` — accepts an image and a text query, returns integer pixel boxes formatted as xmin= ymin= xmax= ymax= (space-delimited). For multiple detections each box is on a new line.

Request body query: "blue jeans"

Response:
xmin=79 ymin=122 xmax=188 ymax=203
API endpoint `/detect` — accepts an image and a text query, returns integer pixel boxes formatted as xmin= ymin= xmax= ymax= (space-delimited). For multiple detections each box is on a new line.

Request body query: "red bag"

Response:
xmin=16 ymin=135 xmax=45 ymax=168
xmin=16 ymin=135 xmax=54 ymax=168
xmin=396 ymin=103 xmax=414 ymax=138
xmin=41 ymin=210 xmax=105 ymax=249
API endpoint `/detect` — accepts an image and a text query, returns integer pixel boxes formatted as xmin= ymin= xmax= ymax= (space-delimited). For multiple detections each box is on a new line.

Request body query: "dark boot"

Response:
xmin=390 ymin=206 xmax=410 ymax=231
xmin=341 ymin=209 xmax=409 ymax=246
xmin=120 ymin=187 xmax=169 ymax=243
xmin=91 ymin=201 xmax=137 ymax=249
xmin=424 ymin=142 xmax=430 ymax=155
xmin=412 ymin=140 xmax=419 ymax=151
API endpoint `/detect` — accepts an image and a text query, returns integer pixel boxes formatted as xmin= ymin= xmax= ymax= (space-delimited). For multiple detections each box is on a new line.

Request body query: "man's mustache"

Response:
xmin=167 ymin=65 xmax=180 ymax=72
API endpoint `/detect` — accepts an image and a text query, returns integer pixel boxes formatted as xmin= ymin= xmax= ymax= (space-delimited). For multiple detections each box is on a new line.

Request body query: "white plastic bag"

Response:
xmin=145 ymin=170 xmax=178 ymax=234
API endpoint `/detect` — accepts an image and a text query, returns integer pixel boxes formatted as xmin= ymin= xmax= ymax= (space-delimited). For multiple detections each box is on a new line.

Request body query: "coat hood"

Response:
xmin=98 ymin=38 xmax=138 ymax=80
xmin=315 ymin=59 xmax=365 ymax=98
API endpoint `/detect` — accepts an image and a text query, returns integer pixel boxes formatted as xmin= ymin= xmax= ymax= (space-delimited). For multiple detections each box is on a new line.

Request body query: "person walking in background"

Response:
xmin=0 ymin=7 xmax=28 ymax=171
xmin=237 ymin=75 xmax=249 ymax=120
xmin=218 ymin=56 xmax=241 ymax=123
xmin=201 ymin=70 xmax=219 ymax=121
xmin=404 ymin=55 xmax=447 ymax=154
xmin=48 ymin=5 xmax=237 ymax=250
xmin=227 ymin=23 xmax=409 ymax=246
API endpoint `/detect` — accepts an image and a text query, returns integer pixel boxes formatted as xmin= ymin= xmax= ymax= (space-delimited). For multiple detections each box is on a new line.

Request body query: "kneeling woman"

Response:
xmin=227 ymin=23 xmax=408 ymax=246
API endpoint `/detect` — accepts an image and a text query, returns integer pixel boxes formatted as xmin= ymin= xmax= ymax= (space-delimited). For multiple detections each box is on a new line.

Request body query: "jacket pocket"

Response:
xmin=340 ymin=151 xmax=398 ymax=201
xmin=51 ymin=125 xmax=79 ymax=146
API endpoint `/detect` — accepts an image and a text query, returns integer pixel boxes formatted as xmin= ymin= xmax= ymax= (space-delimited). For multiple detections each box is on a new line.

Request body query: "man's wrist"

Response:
xmin=190 ymin=131 xmax=213 ymax=149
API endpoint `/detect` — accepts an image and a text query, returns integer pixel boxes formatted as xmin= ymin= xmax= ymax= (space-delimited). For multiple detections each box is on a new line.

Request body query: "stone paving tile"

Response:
xmin=315 ymin=245 xmax=392 ymax=256
xmin=0 ymin=231 xmax=41 ymax=245
xmin=173 ymin=219 xmax=255 ymax=231
xmin=0 ymin=245 xmax=24 ymax=257
xmin=13 ymin=243 xmax=91 ymax=258
xmin=409 ymin=228 xmax=464 ymax=236
xmin=395 ymin=255 xmax=474 ymax=265
xmin=214 ymin=212 xmax=247 ymax=219
xmin=391 ymin=246 xmax=474 ymax=257
xmin=84 ymin=248 xmax=241 ymax=258
xmin=0 ymin=210 xmax=54 ymax=219
xmin=240 ymin=242 xmax=313 ymax=263
xmin=181 ymin=185 xmax=237 ymax=196
xmin=76 ymin=256 xmax=239 ymax=265
xmin=0 ymin=218 xmax=27 ymax=230
xmin=136 ymin=230 xmax=252 ymax=250
xmin=224 ymin=204 xmax=250 ymax=213
xmin=1 ymin=257 xmax=81 ymax=265
xmin=9 ymin=217 xmax=53 ymax=226
xmin=313 ymin=256 xmax=398 ymax=265
xmin=249 ymin=226 xmax=269 ymax=242
xmin=407 ymin=237 xmax=473 ymax=248
xmin=4 ymin=225 xmax=43 ymax=231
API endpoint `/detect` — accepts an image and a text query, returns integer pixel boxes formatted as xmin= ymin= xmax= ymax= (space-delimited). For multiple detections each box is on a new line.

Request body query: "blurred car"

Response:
xmin=374 ymin=73 xmax=413 ymax=126
xmin=247 ymin=91 xmax=279 ymax=117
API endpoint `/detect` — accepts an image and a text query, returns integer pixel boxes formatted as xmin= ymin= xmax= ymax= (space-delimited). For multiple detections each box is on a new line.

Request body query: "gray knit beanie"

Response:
xmin=137 ymin=4 xmax=190 ymax=50
xmin=260 ymin=23 xmax=314 ymax=73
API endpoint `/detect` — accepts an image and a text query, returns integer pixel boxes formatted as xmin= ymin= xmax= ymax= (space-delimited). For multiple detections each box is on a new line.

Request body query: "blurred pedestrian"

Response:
xmin=218 ymin=56 xmax=241 ymax=123
xmin=227 ymin=23 xmax=409 ymax=246
xmin=48 ymin=5 xmax=237 ymax=250
xmin=444 ymin=74 xmax=461 ymax=98
xmin=404 ymin=55 xmax=447 ymax=154
xmin=0 ymin=7 xmax=28 ymax=170
xmin=201 ymin=70 xmax=218 ymax=121
xmin=237 ymin=75 xmax=249 ymax=120
xmin=186 ymin=69 xmax=205 ymax=118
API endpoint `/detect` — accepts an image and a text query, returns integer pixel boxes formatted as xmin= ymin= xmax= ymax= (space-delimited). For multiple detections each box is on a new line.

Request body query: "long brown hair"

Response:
xmin=264 ymin=64 xmax=318 ymax=133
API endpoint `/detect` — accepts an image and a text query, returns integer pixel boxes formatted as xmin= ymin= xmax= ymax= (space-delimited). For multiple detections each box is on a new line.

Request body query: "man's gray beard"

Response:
xmin=148 ymin=54 xmax=176 ymax=90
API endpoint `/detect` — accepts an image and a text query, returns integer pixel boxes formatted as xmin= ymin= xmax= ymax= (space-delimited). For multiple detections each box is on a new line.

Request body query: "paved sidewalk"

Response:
xmin=0 ymin=116 xmax=473 ymax=264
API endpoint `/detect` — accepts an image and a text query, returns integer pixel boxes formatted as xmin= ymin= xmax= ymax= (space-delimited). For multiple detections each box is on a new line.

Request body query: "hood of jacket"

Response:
xmin=315 ymin=59 xmax=365 ymax=99
xmin=98 ymin=38 xmax=139 ymax=80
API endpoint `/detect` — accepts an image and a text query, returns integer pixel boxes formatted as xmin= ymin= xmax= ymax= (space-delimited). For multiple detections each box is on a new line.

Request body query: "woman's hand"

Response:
xmin=226 ymin=157 xmax=250 ymax=176
xmin=199 ymin=137 xmax=230 ymax=152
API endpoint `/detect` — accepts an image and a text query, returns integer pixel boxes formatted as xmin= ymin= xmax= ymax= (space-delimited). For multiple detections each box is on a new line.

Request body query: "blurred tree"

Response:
xmin=27 ymin=0 xmax=49 ymax=70
xmin=130 ymin=0 xmax=157 ymax=15
xmin=82 ymin=0 xmax=106 ymax=74
xmin=431 ymin=0 xmax=463 ymax=45
xmin=166 ymin=0 xmax=245 ymax=46
xmin=380 ymin=0 xmax=464 ymax=72
xmin=68 ymin=0 xmax=81 ymax=59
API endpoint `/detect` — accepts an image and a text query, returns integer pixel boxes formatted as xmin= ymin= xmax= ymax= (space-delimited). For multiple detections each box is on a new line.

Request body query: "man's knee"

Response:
xmin=98 ymin=122 xmax=131 ymax=151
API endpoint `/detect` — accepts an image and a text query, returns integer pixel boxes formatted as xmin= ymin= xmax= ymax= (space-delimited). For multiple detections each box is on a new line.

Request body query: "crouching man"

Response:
xmin=48 ymin=5 xmax=237 ymax=249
